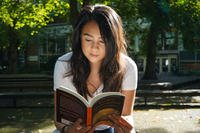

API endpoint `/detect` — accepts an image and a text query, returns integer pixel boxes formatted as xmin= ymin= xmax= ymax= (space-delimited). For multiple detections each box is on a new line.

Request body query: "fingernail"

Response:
xmin=76 ymin=126 xmax=82 ymax=130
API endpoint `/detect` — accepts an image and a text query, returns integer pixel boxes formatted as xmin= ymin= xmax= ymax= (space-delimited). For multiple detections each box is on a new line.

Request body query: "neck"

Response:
xmin=90 ymin=62 xmax=101 ymax=75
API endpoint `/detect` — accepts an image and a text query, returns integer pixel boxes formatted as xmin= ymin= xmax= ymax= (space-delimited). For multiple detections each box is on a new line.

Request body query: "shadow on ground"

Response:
xmin=0 ymin=108 xmax=54 ymax=133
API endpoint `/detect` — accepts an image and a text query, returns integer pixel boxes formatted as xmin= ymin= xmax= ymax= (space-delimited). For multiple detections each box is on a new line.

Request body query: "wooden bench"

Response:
xmin=136 ymin=82 xmax=200 ymax=107
xmin=0 ymin=76 xmax=54 ymax=107
xmin=136 ymin=89 xmax=200 ymax=105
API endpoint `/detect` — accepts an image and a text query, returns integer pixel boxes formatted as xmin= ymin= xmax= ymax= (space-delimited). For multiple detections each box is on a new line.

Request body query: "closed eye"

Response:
xmin=85 ymin=38 xmax=92 ymax=42
xmin=99 ymin=40 xmax=105 ymax=45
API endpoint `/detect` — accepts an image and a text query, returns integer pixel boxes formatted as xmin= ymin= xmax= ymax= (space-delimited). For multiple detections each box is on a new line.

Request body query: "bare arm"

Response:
xmin=121 ymin=89 xmax=136 ymax=131
xmin=108 ymin=57 xmax=138 ymax=132
xmin=107 ymin=90 xmax=136 ymax=133
xmin=121 ymin=90 xmax=136 ymax=115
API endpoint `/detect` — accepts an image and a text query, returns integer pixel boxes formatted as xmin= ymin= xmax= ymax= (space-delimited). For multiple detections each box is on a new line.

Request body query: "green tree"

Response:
xmin=0 ymin=0 xmax=69 ymax=73
xmin=137 ymin=0 xmax=200 ymax=79
xmin=138 ymin=0 xmax=170 ymax=79
xmin=170 ymin=0 xmax=200 ymax=51
xmin=106 ymin=0 xmax=140 ymax=57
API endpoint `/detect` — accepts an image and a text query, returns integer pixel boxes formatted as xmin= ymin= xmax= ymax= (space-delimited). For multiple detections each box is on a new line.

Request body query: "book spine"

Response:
xmin=86 ymin=107 xmax=92 ymax=126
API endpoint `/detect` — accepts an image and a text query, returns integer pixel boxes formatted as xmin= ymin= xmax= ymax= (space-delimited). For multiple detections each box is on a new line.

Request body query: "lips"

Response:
xmin=90 ymin=53 xmax=98 ymax=57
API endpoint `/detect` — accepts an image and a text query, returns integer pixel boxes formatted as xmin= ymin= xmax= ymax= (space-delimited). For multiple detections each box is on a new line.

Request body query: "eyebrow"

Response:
xmin=83 ymin=33 xmax=102 ymax=39
xmin=83 ymin=33 xmax=92 ymax=37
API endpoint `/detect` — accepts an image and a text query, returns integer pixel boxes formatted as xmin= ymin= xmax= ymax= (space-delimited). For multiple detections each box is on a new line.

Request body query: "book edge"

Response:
xmin=57 ymin=86 xmax=89 ymax=107
xmin=90 ymin=92 xmax=124 ymax=106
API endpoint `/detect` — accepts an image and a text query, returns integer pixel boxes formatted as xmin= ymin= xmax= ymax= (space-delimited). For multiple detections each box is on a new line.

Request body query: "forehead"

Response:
xmin=81 ymin=20 xmax=101 ymax=36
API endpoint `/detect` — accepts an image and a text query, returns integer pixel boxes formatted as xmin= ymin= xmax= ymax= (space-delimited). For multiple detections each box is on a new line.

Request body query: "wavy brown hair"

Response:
xmin=69 ymin=4 xmax=127 ymax=98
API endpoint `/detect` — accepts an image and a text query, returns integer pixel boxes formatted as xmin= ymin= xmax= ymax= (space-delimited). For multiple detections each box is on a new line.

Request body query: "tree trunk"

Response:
xmin=142 ymin=22 xmax=158 ymax=80
xmin=8 ymin=26 xmax=18 ymax=73
xmin=69 ymin=0 xmax=79 ymax=28
xmin=69 ymin=0 xmax=91 ymax=28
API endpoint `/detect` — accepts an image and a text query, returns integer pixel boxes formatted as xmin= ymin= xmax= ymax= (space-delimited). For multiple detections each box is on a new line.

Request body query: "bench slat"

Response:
xmin=137 ymin=89 xmax=200 ymax=96
xmin=0 ymin=92 xmax=53 ymax=97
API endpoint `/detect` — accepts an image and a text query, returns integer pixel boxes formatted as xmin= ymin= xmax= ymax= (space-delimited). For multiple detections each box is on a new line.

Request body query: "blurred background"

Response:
xmin=0 ymin=0 xmax=200 ymax=77
xmin=0 ymin=0 xmax=199 ymax=133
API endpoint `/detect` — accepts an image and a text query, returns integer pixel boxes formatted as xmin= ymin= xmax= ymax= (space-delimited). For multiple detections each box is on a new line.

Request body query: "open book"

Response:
xmin=56 ymin=86 xmax=125 ymax=127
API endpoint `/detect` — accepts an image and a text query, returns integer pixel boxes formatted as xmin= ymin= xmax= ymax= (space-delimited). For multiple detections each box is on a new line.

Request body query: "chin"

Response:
xmin=88 ymin=58 xmax=102 ymax=64
xmin=89 ymin=60 xmax=100 ymax=63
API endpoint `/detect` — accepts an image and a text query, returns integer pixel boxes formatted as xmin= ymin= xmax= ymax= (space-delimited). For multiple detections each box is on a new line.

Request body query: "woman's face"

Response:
xmin=81 ymin=20 xmax=106 ymax=65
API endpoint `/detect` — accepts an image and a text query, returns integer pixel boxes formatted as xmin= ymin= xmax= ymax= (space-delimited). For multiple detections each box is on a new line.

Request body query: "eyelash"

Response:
xmin=85 ymin=38 xmax=90 ymax=41
xmin=85 ymin=38 xmax=105 ymax=45
xmin=99 ymin=41 xmax=104 ymax=44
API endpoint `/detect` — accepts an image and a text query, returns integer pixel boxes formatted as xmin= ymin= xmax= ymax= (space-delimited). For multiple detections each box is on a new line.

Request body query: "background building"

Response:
xmin=26 ymin=23 xmax=72 ymax=73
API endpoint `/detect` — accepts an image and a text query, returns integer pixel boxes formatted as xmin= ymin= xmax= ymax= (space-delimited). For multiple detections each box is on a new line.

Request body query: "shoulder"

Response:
xmin=121 ymin=53 xmax=137 ymax=71
xmin=121 ymin=53 xmax=138 ymax=90
xmin=54 ymin=52 xmax=72 ymax=72
xmin=57 ymin=52 xmax=72 ymax=62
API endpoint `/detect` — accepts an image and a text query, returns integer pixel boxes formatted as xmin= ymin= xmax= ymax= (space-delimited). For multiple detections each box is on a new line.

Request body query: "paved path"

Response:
xmin=30 ymin=109 xmax=200 ymax=133
xmin=135 ymin=73 xmax=200 ymax=133
xmin=133 ymin=109 xmax=200 ymax=133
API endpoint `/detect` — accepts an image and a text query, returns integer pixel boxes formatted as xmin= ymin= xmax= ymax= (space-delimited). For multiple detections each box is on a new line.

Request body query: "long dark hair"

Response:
xmin=69 ymin=4 xmax=127 ymax=98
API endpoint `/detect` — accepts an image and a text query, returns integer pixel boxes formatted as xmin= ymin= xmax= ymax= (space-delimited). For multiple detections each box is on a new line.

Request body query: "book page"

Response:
xmin=56 ymin=87 xmax=88 ymax=125
xmin=58 ymin=86 xmax=89 ymax=106
xmin=91 ymin=93 xmax=125 ymax=125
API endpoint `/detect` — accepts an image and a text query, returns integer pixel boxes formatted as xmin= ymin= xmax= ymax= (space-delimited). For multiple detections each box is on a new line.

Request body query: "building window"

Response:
xmin=171 ymin=58 xmax=177 ymax=73
xmin=137 ymin=58 xmax=144 ymax=72
xmin=162 ymin=58 xmax=169 ymax=72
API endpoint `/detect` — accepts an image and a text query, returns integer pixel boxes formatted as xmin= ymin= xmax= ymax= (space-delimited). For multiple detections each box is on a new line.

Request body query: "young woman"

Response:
xmin=53 ymin=4 xmax=138 ymax=133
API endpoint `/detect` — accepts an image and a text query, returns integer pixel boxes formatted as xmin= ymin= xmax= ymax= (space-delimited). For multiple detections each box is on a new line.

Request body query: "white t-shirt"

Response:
xmin=54 ymin=52 xmax=138 ymax=93
xmin=53 ymin=52 xmax=138 ymax=131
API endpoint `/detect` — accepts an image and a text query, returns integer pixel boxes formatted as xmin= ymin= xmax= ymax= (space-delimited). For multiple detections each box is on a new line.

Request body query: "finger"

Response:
xmin=113 ymin=123 xmax=124 ymax=133
xmin=90 ymin=126 xmax=96 ymax=133
xmin=73 ymin=118 xmax=83 ymax=130
xmin=78 ymin=126 xmax=91 ymax=133
xmin=73 ymin=118 xmax=82 ymax=126
xmin=118 ymin=117 xmax=133 ymax=129
xmin=108 ymin=114 xmax=119 ymax=125
xmin=108 ymin=115 xmax=132 ymax=133
xmin=108 ymin=114 xmax=133 ymax=130
xmin=85 ymin=126 xmax=92 ymax=132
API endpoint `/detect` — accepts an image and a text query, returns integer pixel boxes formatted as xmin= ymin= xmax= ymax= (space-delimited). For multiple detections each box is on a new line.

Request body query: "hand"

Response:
xmin=64 ymin=118 xmax=93 ymax=133
xmin=108 ymin=114 xmax=133 ymax=133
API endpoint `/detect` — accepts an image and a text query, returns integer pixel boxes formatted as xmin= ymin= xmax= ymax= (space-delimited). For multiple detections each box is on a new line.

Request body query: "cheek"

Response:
xmin=81 ymin=42 xmax=88 ymax=55
xmin=101 ymin=48 xmax=106 ymax=58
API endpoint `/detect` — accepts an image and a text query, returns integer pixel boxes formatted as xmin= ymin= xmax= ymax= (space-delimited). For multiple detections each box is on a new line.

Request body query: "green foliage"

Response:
xmin=138 ymin=0 xmax=170 ymax=29
xmin=137 ymin=0 xmax=168 ymax=56
xmin=104 ymin=0 xmax=140 ymax=56
xmin=0 ymin=0 xmax=70 ymax=34
xmin=170 ymin=0 xmax=200 ymax=51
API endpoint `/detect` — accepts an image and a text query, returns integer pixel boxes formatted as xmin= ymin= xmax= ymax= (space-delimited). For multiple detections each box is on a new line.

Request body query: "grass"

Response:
xmin=0 ymin=108 xmax=55 ymax=133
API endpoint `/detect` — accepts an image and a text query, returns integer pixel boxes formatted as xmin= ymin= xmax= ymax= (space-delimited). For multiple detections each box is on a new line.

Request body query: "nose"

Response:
xmin=91 ymin=41 xmax=99 ymax=50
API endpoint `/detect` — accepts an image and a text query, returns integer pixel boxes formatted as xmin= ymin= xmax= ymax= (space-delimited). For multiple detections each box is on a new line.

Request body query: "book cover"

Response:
xmin=56 ymin=86 xmax=125 ymax=127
